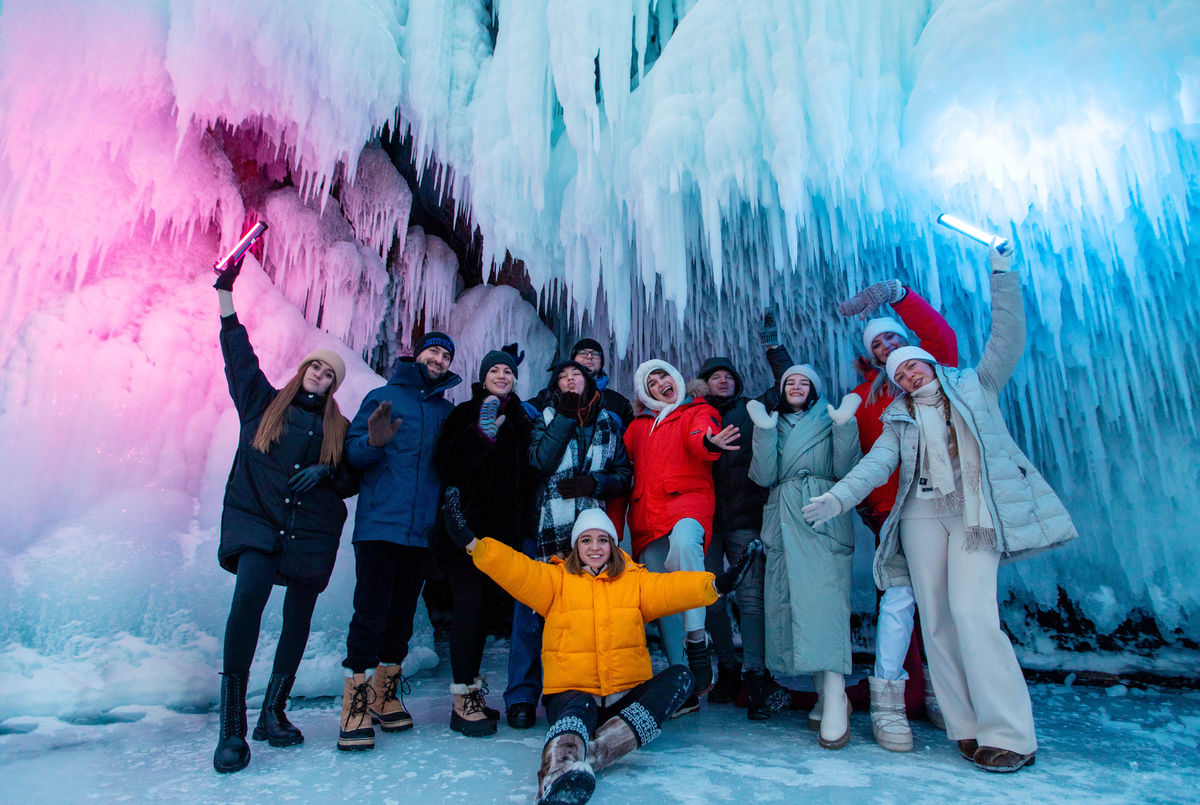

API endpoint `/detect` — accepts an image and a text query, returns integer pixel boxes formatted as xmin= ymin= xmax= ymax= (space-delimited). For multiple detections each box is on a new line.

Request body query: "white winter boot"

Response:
xmin=923 ymin=665 xmax=946 ymax=730
xmin=817 ymin=672 xmax=850 ymax=750
xmin=869 ymin=676 xmax=913 ymax=752
xmin=806 ymin=674 xmax=823 ymax=730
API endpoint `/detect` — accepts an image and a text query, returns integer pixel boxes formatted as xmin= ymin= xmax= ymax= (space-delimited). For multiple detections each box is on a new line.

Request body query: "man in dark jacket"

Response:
xmin=336 ymin=332 xmax=460 ymax=751
xmin=694 ymin=314 xmax=794 ymax=718
xmin=567 ymin=338 xmax=633 ymax=426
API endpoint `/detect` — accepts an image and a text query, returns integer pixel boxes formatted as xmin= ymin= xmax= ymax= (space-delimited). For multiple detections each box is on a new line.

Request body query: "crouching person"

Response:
xmin=442 ymin=491 xmax=760 ymax=804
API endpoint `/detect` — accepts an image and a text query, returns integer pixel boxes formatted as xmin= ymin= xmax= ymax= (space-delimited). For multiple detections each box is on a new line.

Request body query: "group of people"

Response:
xmin=207 ymin=242 xmax=1077 ymax=804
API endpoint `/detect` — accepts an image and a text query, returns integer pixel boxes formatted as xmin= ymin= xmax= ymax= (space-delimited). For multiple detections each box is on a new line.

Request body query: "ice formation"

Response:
xmin=1 ymin=0 xmax=1197 ymax=717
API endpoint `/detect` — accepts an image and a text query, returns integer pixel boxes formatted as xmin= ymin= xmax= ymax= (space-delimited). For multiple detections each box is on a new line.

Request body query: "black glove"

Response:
xmin=213 ymin=256 xmax=245 ymax=292
xmin=555 ymin=391 xmax=581 ymax=417
xmin=442 ymin=487 xmax=475 ymax=548
xmin=501 ymin=342 xmax=525 ymax=367
xmin=760 ymin=312 xmax=779 ymax=347
xmin=289 ymin=464 xmax=332 ymax=492
xmin=556 ymin=474 xmax=597 ymax=499
xmin=714 ymin=539 xmax=763 ymax=594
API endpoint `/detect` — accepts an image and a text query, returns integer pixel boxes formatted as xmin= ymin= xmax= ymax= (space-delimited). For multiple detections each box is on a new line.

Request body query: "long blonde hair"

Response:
xmin=251 ymin=361 xmax=349 ymax=465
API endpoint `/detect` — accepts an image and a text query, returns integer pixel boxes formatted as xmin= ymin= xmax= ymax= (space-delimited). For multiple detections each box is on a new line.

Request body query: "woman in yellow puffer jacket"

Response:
xmin=442 ymin=489 xmax=760 ymax=805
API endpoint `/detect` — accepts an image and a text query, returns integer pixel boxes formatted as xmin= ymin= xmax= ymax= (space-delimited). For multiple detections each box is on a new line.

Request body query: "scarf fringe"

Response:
xmin=964 ymin=525 xmax=998 ymax=552
xmin=933 ymin=490 xmax=964 ymax=515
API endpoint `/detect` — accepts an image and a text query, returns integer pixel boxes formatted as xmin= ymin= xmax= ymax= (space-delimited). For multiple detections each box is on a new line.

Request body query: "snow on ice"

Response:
xmin=0 ymin=0 xmax=1198 ymax=749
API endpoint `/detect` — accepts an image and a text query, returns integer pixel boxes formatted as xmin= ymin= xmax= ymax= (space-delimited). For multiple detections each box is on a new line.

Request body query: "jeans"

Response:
xmin=639 ymin=518 xmax=707 ymax=666
xmin=343 ymin=541 xmax=432 ymax=673
xmin=504 ymin=537 xmax=544 ymax=708
xmin=703 ymin=527 xmax=766 ymax=671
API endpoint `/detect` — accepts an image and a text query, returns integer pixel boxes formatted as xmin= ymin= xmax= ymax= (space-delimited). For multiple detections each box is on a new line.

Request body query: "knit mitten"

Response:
xmin=715 ymin=540 xmax=762 ymax=594
xmin=442 ymin=488 xmax=475 ymax=548
xmin=760 ymin=312 xmax=779 ymax=347
xmin=827 ymin=393 xmax=862 ymax=425
xmin=477 ymin=395 xmax=502 ymax=440
xmin=838 ymin=280 xmax=905 ymax=318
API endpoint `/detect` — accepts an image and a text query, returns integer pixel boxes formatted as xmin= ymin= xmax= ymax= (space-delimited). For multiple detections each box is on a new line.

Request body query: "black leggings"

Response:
xmin=222 ymin=549 xmax=320 ymax=677
xmin=543 ymin=665 xmax=694 ymax=748
xmin=446 ymin=562 xmax=491 ymax=685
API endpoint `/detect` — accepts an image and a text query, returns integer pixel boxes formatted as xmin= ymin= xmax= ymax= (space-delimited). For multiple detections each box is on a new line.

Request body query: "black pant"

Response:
xmin=543 ymin=666 xmax=694 ymax=747
xmin=343 ymin=541 xmax=432 ymax=673
xmin=222 ymin=549 xmax=321 ymax=677
xmin=445 ymin=562 xmax=491 ymax=685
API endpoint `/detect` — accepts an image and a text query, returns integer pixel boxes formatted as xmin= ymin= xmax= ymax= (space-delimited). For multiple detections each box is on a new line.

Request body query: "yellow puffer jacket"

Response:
xmin=470 ymin=537 xmax=718 ymax=696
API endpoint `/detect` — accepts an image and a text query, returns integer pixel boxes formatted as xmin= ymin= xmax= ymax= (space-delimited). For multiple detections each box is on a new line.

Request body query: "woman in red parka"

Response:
xmin=622 ymin=359 xmax=739 ymax=712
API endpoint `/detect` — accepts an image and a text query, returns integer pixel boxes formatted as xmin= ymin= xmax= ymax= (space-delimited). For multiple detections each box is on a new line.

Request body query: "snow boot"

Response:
xmin=451 ymin=679 xmax=498 ymax=737
xmin=817 ymin=673 xmax=850 ymax=750
xmin=589 ymin=716 xmax=639 ymax=772
xmin=806 ymin=674 xmax=824 ymax=730
xmin=745 ymin=670 xmax=789 ymax=721
xmin=213 ymin=671 xmax=250 ymax=773
xmin=369 ymin=663 xmax=413 ymax=733
xmin=869 ymin=677 xmax=913 ymax=752
xmin=684 ymin=638 xmax=713 ymax=694
xmin=958 ymin=739 xmax=979 ymax=761
xmin=670 ymin=692 xmax=700 ymax=718
xmin=337 ymin=672 xmax=376 ymax=751
xmin=973 ymin=746 xmax=1036 ymax=773
xmin=507 ymin=702 xmax=537 ymax=729
xmin=708 ymin=661 xmax=742 ymax=704
xmin=537 ymin=731 xmax=594 ymax=805
xmin=252 ymin=673 xmax=303 ymax=747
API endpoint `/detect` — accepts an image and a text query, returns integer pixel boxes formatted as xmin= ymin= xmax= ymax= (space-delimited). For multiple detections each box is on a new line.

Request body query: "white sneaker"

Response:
xmin=869 ymin=676 xmax=913 ymax=752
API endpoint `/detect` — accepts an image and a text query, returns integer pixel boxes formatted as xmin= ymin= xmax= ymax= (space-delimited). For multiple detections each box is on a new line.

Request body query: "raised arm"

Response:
xmin=746 ymin=400 xmax=780 ymax=487
xmin=831 ymin=417 xmax=862 ymax=478
xmin=469 ymin=538 xmax=559 ymax=616
xmin=976 ymin=256 xmax=1026 ymax=393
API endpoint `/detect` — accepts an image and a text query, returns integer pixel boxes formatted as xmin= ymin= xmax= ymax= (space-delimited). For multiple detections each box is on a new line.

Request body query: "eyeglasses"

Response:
xmin=574 ymin=350 xmax=602 ymax=359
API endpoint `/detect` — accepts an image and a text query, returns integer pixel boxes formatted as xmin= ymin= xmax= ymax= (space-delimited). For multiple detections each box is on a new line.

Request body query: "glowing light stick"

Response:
xmin=936 ymin=214 xmax=1009 ymax=255
xmin=213 ymin=221 xmax=269 ymax=273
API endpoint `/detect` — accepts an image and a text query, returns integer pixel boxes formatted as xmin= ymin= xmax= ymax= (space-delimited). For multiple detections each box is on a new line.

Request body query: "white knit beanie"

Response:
xmin=299 ymin=348 xmax=346 ymax=392
xmin=779 ymin=364 xmax=823 ymax=397
xmin=862 ymin=317 xmax=909 ymax=355
xmin=885 ymin=346 xmax=938 ymax=384
xmin=570 ymin=509 xmax=618 ymax=549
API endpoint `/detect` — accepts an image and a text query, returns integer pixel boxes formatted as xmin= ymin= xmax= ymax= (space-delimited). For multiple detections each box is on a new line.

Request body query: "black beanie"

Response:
xmin=479 ymin=349 xmax=519 ymax=384
xmin=571 ymin=338 xmax=605 ymax=369
xmin=414 ymin=331 xmax=455 ymax=361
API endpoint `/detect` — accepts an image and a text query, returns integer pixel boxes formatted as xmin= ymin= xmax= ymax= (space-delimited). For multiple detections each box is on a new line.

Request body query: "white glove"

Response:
xmin=802 ymin=492 xmax=843 ymax=526
xmin=989 ymin=242 xmax=1013 ymax=273
xmin=826 ymin=392 xmax=861 ymax=425
xmin=746 ymin=399 xmax=778 ymax=430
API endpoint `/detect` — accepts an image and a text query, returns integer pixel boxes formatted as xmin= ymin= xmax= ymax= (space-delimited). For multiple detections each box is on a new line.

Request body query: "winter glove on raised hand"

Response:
xmin=442 ymin=487 xmax=475 ymax=548
xmin=212 ymin=256 xmax=245 ymax=292
xmin=715 ymin=539 xmax=763 ymax=595
xmin=289 ymin=464 xmax=332 ymax=492
xmin=367 ymin=401 xmax=403 ymax=447
xmin=826 ymin=392 xmax=862 ymax=425
xmin=837 ymin=279 xmax=906 ymax=318
xmin=478 ymin=395 xmax=506 ymax=440
xmin=989 ymin=242 xmax=1013 ymax=274
xmin=745 ymin=399 xmax=779 ymax=430
xmin=501 ymin=342 xmax=525 ymax=367
xmin=760 ymin=311 xmax=779 ymax=347
xmin=556 ymin=474 xmax=597 ymax=500
xmin=802 ymin=492 xmax=843 ymax=526
xmin=554 ymin=391 xmax=581 ymax=418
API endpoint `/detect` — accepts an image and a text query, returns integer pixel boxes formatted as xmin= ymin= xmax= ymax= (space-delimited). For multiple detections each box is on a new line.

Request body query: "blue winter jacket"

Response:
xmin=345 ymin=359 xmax=461 ymax=547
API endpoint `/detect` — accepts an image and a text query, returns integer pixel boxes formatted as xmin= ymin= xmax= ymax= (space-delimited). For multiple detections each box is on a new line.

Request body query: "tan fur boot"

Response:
xmin=450 ymin=680 xmax=497 ymax=737
xmin=337 ymin=672 xmax=375 ymax=751
xmin=369 ymin=664 xmax=413 ymax=732
xmin=588 ymin=716 xmax=639 ymax=773
xmin=537 ymin=731 xmax=594 ymax=804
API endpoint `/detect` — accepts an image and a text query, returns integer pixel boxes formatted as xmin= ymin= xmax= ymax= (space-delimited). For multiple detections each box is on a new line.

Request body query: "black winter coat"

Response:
xmin=217 ymin=315 xmax=358 ymax=590
xmin=435 ymin=384 xmax=534 ymax=557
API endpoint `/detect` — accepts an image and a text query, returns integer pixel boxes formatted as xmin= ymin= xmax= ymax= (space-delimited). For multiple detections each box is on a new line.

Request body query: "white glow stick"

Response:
xmin=213 ymin=221 xmax=269 ymax=273
xmin=936 ymin=214 xmax=1009 ymax=254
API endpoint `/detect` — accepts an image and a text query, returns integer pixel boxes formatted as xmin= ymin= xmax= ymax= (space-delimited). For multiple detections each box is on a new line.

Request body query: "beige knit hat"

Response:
xmin=299 ymin=349 xmax=346 ymax=392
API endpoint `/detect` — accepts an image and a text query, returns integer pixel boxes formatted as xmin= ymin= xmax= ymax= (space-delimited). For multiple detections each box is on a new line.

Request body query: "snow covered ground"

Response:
xmin=2 ymin=641 xmax=1197 ymax=804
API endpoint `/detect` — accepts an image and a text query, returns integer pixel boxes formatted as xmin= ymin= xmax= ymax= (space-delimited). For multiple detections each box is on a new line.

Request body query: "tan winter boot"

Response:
xmin=337 ymin=672 xmax=376 ymax=751
xmin=589 ymin=716 xmax=639 ymax=772
xmin=369 ymin=664 xmax=413 ymax=732
xmin=450 ymin=680 xmax=497 ymax=737
xmin=869 ymin=676 xmax=913 ymax=752
xmin=537 ymin=731 xmax=595 ymax=804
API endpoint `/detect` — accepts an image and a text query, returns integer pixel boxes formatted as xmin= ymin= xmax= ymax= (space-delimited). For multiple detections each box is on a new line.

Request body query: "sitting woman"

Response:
xmin=442 ymin=490 xmax=760 ymax=805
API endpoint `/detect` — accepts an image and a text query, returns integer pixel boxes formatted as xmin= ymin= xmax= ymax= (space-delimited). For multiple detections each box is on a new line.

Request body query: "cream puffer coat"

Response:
xmin=826 ymin=269 xmax=1079 ymax=590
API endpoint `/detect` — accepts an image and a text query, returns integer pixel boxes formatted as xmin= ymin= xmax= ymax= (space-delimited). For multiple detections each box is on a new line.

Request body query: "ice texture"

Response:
xmin=1 ymin=0 xmax=1198 ymax=719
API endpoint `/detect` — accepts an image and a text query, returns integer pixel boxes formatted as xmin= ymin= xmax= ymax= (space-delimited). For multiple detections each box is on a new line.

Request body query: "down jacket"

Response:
xmin=469 ymin=537 xmax=718 ymax=696
xmin=826 ymin=270 xmax=1079 ymax=589
xmin=217 ymin=315 xmax=358 ymax=590
xmin=623 ymin=399 xmax=723 ymax=558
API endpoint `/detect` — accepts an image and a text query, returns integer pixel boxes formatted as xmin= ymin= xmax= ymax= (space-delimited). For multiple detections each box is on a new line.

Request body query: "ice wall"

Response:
xmin=1 ymin=0 xmax=1198 ymax=717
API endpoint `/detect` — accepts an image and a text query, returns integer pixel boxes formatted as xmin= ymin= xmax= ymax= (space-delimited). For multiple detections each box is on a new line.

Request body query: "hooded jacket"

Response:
xmin=345 ymin=357 xmax=461 ymax=548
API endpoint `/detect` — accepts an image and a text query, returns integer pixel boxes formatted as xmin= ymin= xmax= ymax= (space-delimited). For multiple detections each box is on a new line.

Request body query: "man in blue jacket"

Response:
xmin=337 ymin=332 xmax=460 ymax=751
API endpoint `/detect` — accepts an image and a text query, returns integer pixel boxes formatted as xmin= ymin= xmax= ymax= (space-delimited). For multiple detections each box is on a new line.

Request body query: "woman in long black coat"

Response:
xmin=212 ymin=257 xmax=357 ymax=773
xmin=435 ymin=346 xmax=532 ymax=736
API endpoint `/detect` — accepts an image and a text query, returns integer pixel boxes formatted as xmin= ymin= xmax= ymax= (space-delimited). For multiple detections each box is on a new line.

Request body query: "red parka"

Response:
xmin=623 ymin=400 xmax=723 ymax=558
xmin=852 ymin=289 xmax=958 ymax=515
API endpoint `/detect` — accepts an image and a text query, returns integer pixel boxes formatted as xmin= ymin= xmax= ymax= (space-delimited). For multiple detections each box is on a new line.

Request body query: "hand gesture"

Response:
xmin=802 ymin=492 xmax=842 ymax=526
xmin=554 ymin=391 xmax=581 ymax=418
xmin=213 ymin=256 xmax=245 ymax=292
xmin=442 ymin=487 xmax=476 ymax=548
xmin=760 ymin=312 xmax=779 ymax=347
xmin=289 ymin=464 xmax=332 ymax=492
xmin=478 ymin=395 xmax=506 ymax=440
xmin=367 ymin=401 xmax=403 ymax=447
xmin=826 ymin=393 xmax=861 ymax=425
xmin=745 ymin=399 xmax=778 ymax=430
xmin=714 ymin=539 xmax=763 ymax=594
xmin=704 ymin=424 xmax=741 ymax=452
xmin=837 ymin=279 xmax=904 ymax=318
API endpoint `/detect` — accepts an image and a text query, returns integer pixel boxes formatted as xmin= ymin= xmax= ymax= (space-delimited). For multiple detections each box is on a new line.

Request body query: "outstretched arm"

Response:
xmin=976 ymin=251 xmax=1026 ymax=393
